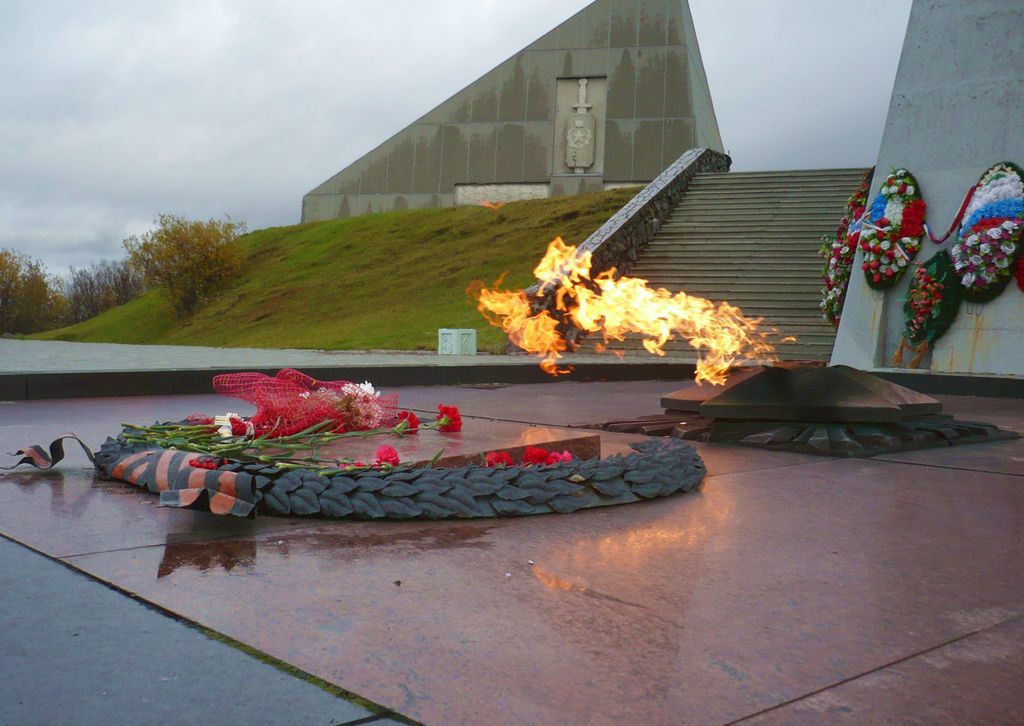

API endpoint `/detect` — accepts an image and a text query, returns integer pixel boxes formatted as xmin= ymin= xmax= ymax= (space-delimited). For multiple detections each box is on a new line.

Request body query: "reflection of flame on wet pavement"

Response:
xmin=471 ymin=237 xmax=782 ymax=383
xmin=532 ymin=495 xmax=735 ymax=591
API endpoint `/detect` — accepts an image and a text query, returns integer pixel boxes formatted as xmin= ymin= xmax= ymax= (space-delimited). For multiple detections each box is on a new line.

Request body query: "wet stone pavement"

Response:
xmin=1 ymin=380 xmax=1023 ymax=725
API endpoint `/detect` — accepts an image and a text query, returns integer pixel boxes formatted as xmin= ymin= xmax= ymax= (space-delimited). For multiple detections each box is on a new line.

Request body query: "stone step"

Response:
xmin=613 ymin=167 xmax=870 ymax=362
xmin=634 ymin=259 xmax=823 ymax=269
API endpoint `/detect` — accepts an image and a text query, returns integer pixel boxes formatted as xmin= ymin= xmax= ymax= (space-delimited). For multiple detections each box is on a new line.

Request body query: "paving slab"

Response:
xmin=740 ymin=613 xmax=1024 ymax=725
xmin=0 ymin=536 xmax=388 ymax=726
xmin=2 ymin=383 xmax=1023 ymax=725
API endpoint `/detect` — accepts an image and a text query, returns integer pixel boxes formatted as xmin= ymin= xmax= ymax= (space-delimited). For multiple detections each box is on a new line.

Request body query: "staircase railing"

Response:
xmin=528 ymin=148 xmax=730 ymax=300
xmin=576 ymin=147 xmax=732 ymax=278
xmin=518 ymin=147 xmax=731 ymax=351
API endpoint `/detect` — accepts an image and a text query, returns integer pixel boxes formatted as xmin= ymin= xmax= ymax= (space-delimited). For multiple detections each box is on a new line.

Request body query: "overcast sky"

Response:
xmin=0 ymin=0 xmax=912 ymax=275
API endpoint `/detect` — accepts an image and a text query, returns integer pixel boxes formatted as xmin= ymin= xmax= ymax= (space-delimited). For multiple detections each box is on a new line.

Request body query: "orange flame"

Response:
xmin=470 ymin=237 xmax=779 ymax=384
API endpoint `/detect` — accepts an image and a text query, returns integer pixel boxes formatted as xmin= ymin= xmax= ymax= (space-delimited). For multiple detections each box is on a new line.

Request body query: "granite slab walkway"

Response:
xmin=2 ymin=374 xmax=1023 ymax=725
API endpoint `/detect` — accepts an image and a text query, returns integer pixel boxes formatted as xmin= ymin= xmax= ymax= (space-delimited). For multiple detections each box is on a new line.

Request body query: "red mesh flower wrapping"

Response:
xmin=212 ymin=369 xmax=399 ymax=437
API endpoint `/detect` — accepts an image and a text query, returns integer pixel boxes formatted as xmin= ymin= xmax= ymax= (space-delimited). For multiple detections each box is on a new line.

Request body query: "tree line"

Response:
xmin=0 ymin=214 xmax=245 ymax=335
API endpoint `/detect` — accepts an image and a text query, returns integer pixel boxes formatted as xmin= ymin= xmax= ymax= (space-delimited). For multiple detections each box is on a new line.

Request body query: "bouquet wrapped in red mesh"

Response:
xmin=213 ymin=369 xmax=399 ymax=437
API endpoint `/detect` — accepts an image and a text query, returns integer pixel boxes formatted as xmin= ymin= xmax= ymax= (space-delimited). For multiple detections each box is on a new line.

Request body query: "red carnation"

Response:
xmin=229 ymin=417 xmax=249 ymax=437
xmin=870 ymin=260 xmax=880 ymax=270
xmin=397 ymin=410 xmax=420 ymax=433
xmin=436 ymin=405 xmax=462 ymax=432
xmin=544 ymin=450 xmax=573 ymax=465
xmin=885 ymin=269 xmax=894 ymax=277
xmin=523 ymin=446 xmax=551 ymax=465
xmin=485 ymin=451 xmax=514 ymax=467
xmin=873 ymin=273 xmax=882 ymax=283
xmin=375 ymin=445 xmax=400 ymax=466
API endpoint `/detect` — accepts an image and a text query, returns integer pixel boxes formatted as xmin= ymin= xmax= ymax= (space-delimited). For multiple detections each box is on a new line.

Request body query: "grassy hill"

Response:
xmin=33 ymin=187 xmax=640 ymax=353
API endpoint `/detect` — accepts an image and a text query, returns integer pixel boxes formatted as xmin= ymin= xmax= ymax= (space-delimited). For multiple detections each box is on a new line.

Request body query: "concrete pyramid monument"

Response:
xmin=302 ymin=0 xmax=723 ymax=221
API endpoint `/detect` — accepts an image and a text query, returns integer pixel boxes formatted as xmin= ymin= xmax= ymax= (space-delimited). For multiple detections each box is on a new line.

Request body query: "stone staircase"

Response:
xmin=590 ymin=168 xmax=868 ymax=362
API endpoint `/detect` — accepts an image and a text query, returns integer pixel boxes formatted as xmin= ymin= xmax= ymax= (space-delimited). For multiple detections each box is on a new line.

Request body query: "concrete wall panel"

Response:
xmin=604 ymin=118 xmax=636 ymax=180
xmin=550 ymin=175 xmax=604 ymax=197
xmin=530 ymin=27 xmax=558 ymax=52
xmin=585 ymin=0 xmax=612 ymax=47
xmin=386 ymin=138 xmax=415 ymax=194
xmin=662 ymin=117 xmax=695 ymax=168
xmin=360 ymin=146 xmax=390 ymax=194
xmin=556 ymin=10 xmax=587 ymax=49
xmin=470 ymin=84 xmax=499 ymax=123
xmin=607 ymin=47 xmax=637 ymax=118
xmin=609 ymin=0 xmax=638 ymax=47
xmin=664 ymin=49 xmax=692 ymax=117
xmin=412 ymin=125 xmax=443 ymax=194
xmin=498 ymin=55 xmax=528 ymax=121
xmin=666 ymin=0 xmax=684 ymax=45
xmin=467 ymin=124 xmax=498 ymax=183
xmin=560 ymin=49 xmax=610 ymax=78
xmin=526 ymin=51 xmax=556 ymax=121
xmin=637 ymin=0 xmax=668 ymax=46
xmin=523 ymin=121 xmax=553 ymax=180
xmin=495 ymin=123 xmax=526 ymax=182
xmin=635 ymin=47 xmax=667 ymax=118
xmin=438 ymin=126 xmax=469 ymax=189
xmin=633 ymin=119 xmax=663 ymax=180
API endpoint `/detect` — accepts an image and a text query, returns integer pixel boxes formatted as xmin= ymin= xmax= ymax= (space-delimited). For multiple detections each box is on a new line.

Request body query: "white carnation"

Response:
xmin=356 ymin=381 xmax=378 ymax=397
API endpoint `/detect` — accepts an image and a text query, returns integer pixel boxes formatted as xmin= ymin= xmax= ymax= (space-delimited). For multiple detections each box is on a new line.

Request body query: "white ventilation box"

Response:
xmin=438 ymin=328 xmax=477 ymax=355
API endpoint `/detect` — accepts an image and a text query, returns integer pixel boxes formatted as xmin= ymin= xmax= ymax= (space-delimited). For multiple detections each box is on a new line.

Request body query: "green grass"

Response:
xmin=33 ymin=187 xmax=640 ymax=353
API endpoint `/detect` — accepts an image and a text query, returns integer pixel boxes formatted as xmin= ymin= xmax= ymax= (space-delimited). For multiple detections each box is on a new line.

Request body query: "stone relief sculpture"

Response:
xmin=566 ymin=78 xmax=596 ymax=173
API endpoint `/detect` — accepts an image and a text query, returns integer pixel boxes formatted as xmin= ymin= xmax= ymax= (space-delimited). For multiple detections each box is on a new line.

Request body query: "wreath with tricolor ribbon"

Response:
xmin=859 ymin=169 xmax=927 ymax=289
xmin=951 ymin=161 xmax=1024 ymax=303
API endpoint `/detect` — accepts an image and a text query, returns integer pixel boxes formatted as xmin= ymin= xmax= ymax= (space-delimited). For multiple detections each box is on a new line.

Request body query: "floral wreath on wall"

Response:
xmin=891 ymin=250 xmax=962 ymax=369
xmin=820 ymin=168 xmax=873 ymax=326
xmin=859 ymin=169 xmax=927 ymax=288
xmin=951 ymin=161 xmax=1024 ymax=303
